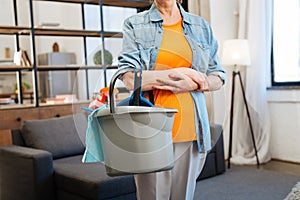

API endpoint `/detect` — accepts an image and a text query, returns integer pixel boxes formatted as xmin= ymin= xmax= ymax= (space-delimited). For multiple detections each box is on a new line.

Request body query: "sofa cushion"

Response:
xmin=21 ymin=114 xmax=87 ymax=159
xmin=53 ymin=155 xmax=136 ymax=200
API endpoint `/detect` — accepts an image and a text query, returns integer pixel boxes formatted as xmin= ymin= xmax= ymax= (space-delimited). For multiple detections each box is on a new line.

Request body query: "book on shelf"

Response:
xmin=22 ymin=50 xmax=31 ymax=66
xmin=0 ymin=59 xmax=15 ymax=66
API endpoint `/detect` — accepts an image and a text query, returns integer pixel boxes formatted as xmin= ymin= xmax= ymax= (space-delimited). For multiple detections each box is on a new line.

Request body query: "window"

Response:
xmin=272 ymin=0 xmax=300 ymax=86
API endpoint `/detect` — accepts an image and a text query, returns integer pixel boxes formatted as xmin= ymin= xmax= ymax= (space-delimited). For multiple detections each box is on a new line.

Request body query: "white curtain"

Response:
xmin=225 ymin=0 xmax=272 ymax=164
xmin=188 ymin=0 xmax=211 ymax=23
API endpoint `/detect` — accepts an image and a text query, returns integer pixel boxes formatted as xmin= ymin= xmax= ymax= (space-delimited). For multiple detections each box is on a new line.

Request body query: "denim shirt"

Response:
xmin=118 ymin=3 xmax=226 ymax=152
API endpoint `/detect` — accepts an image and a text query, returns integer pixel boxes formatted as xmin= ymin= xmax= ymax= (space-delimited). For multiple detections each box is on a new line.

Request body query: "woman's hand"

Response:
xmin=174 ymin=68 xmax=209 ymax=92
xmin=153 ymin=70 xmax=198 ymax=93
xmin=154 ymin=68 xmax=209 ymax=93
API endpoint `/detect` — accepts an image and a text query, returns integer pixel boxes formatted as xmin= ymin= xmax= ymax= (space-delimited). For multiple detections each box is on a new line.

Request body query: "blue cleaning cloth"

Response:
xmin=82 ymin=92 xmax=153 ymax=163
xmin=82 ymin=105 xmax=109 ymax=163
xmin=117 ymin=91 xmax=154 ymax=107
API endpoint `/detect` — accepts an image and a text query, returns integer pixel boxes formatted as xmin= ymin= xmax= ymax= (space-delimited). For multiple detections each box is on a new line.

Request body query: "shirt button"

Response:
xmin=158 ymin=30 xmax=162 ymax=34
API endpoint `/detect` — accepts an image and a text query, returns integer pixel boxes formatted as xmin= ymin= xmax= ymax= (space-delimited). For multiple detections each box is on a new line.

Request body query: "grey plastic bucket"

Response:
xmin=96 ymin=68 xmax=177 ymax=176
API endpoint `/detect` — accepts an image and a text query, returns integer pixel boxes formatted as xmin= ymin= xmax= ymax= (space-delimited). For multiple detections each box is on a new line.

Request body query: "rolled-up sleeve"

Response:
xmin=206 ymin=24 xmax=226 ymax=84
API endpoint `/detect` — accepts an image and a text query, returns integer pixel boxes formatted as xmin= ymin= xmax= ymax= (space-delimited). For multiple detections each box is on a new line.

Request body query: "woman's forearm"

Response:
xmin=121 ymin=68 xmax=199 ymax=93
xmin=121 ymin=70 xmax=171 ymax=91
xmin=207 ymin=75 xmax=223 ymax=91
xmin=121 ymin=68 xmax=223 ymax=93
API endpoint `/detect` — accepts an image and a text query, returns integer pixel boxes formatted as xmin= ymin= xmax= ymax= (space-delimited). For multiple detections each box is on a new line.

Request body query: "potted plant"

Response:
xmin=93 ymin=49 xmax=113 ymax=65
xmin=14 ymin=81 xmax=31 ymax=94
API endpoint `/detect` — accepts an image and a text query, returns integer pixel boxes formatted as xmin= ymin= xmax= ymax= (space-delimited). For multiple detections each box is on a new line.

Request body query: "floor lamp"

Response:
xmin=221 ymin=39 xmax=260 ymax=169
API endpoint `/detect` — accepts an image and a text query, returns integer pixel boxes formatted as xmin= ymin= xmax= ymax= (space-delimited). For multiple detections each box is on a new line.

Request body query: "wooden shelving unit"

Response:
xmin=26 ymin=28 xmax=122 ymax=37
xmin=0 ymin=0 xmax=151 ymax=108
xmin=0 ymin=65 xmax=118 ymax=71
xmin=0 ymin=65 xmax=32 ymax=71
xmin=0 ymin=25 xmax=30 ymax=35
xmin=0 ymin=26 xmax=122 ymax=37
xmin=33 ymin=0 xmax=150 ymax=8
xmin=36 ymin=65 xmax=118 ymax=71
xmin=102 ymin=0 xmax=151 ymax=8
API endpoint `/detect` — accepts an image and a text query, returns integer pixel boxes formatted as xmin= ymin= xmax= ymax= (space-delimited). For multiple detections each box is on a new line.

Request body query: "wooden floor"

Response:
xmin=260 ymin=159 xmax=300 ymax=176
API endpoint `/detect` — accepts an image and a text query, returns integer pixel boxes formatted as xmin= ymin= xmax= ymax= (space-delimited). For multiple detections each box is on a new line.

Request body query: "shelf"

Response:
xmin=30 ymin=28 xmax=122 ymax=37
xmin=32 ymin=0 xmax=99 ymax=5
xmin=0 ymin=103 xmax=34 ymax=110
xmin=33 ymin=0 xmax=151 ymax=8
xmin=36 ymin=65 xmax=118 ymax=71
xmin=0 ymin=65 xmax=32 ymax=72
xmin=0 ymin=26 xmax=122 ymax=37
xmin=103 ymin=0 xmax=151 ymax=8
xmin=0 ymin=100 xmax=90 ymax=110
xmin=33 ymin=28 xmax=122 ymax=37
xmin=0 ymin=25 xmax=30 ymax=35
xmin=0 ymin=65 xmax=118 ymax=72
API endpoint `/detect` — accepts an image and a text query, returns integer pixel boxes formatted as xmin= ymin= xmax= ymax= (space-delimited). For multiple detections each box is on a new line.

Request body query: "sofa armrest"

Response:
xmin=197 ymin=124 xmax=225 ymax=181
xmin=0 ymin=145 xmax=55 ymax=200
xmin=209 ymin=123 xmax=226 ymax=175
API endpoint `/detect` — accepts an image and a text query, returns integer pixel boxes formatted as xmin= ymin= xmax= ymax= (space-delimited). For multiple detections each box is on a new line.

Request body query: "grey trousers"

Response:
xmin=134 ymin=141 xmax=207 ymax=200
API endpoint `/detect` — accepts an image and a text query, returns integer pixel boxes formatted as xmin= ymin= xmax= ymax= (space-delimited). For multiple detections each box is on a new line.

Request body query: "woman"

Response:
xmin=118 ymin=0 xmax=226 ymax=199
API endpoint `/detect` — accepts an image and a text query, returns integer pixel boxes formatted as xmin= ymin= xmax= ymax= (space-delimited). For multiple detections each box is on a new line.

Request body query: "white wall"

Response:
xmin=267 ymin=90 xmax=300 ymax=163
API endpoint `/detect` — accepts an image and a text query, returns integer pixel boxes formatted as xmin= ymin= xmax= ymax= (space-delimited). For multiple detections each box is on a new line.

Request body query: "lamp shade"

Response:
xmin=221 ymin=39 xmax=251 ymax=66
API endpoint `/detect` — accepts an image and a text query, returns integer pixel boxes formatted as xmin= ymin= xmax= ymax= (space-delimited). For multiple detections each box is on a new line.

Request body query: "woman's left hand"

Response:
xmin=174 ymin=68 xmax=209 ymax=92
xmin=153 ymin=68 xmax=209 ymax=93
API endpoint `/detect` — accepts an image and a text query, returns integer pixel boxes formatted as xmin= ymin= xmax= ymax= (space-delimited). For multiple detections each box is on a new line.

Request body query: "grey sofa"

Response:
xmin=0 ymin=113 xmax=225 ymax=200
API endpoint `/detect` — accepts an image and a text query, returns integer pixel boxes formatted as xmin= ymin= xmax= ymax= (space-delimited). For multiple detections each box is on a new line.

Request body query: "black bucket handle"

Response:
xmin=109 ymin=67 xmax=141 ymax=114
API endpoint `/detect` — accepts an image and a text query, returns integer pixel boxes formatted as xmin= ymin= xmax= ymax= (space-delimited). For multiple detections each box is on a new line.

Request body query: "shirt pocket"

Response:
xmin=195 ymin=42 xmax=210 ymax=72
xmin=134 ymin=38 xmax=155 ymax=70
xmin=134 ymin=37 xmax=155 ymax=50
xmin=133 ymin=25 xmax=156 ymax=48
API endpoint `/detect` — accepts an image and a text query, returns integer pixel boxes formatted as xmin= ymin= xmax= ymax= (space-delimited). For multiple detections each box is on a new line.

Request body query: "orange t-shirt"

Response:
xmin=153 ymin=19 xmax=196 ymax=142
